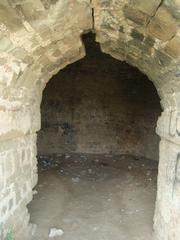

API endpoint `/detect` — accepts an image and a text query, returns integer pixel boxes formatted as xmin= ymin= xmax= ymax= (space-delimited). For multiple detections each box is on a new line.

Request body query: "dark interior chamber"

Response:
xmin=37 ymin=33 xmax=161 ymax=161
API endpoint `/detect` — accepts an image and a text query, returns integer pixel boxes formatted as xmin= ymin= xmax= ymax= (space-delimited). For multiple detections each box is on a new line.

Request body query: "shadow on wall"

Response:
xmin=37 ymin=33 xmax=161 ymax=161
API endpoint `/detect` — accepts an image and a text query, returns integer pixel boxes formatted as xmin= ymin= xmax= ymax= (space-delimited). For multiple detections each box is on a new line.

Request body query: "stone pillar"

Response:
xmin=154 ymin=111 xmax=180 ymax=240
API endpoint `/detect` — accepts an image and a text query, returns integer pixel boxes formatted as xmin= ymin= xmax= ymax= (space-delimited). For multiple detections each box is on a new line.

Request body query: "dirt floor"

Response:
xmin=28 ymin=154 xmax=158 ymax=240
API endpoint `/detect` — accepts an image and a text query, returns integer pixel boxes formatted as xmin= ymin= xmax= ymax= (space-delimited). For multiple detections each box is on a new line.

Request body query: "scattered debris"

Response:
xmin=32 ymin=190 xmax=38 ymax=195
xmin=41 ymin=159 xmax=51 ymax=168
xmin=72 ymin=177 xmax=80 ymax=183
xmin=49 ymin=228 xmax=64 ymax=238
xmin=80 ymin=155 xmax=87 ymax=160
xmin=30 ymin=223 xmax=37 ymax=236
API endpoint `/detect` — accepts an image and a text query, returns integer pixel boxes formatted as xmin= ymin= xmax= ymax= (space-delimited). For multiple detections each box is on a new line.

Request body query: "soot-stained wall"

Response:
xmin=37 ymin=35 xmax=161 ymax=160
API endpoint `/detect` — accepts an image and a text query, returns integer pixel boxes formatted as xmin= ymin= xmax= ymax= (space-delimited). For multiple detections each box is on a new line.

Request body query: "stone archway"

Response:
xmin=0 ymin=1 xmax=179 ymax=239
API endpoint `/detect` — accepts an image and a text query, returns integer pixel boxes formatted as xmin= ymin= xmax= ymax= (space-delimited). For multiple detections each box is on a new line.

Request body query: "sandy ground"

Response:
xmin=28 ymin=154 xmax=158 ymax=240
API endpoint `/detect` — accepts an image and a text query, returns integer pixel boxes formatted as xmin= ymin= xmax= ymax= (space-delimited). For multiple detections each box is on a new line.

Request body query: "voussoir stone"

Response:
xmin=0 ymin=4 xmax=23 ymax=31
xmin=147 ymin=6 xmax=178 ymax=41
xmin=129 ymin=0 xmax=161 ymax=16
xmin=164 ymin=36 xmax=180 ymax=59
xmin=124 ymin=5 xmax=150 ymax=26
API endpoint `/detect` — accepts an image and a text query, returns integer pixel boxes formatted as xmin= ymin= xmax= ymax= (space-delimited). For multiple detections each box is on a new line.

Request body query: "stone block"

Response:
xmin=0 ymin=109 xmax=31 ymax=140
xmin=154 ymin=50 xmax=173 ymax=67
xmin=74 ymin=2 xmax=93 ymax=30
xmin=0 ymin=37 xmax=13 ymax=52
xmin=10 ymin=47 xmax=28 ymax=60
xmin=98 ymin=0 xmax=111 ymax=8
xmin=38 ymin=54 xmax=52 ymax=68
xmin=147 ymin=6 xmax=178 ymax=41
xmin=129 ymin=0 xmax=161 ymax=16
xmin=0 ymin=61 xmax=23 ymax=87
xmin=8 ymin=0 xmax=27 ymax=7
xmin=40 ymin=0 xmax=51 ymax=9
xmin=45 ymin=44 xmax=62 ymax=62
xmin=126 ymin=44 xmax=142 ymax=62
xmin=124 ymin=5 xmax=150 ymax=26
xmin=32 ymin=46 xmax=45 ymax=58
xmin=164 ymin=0 xmax=180 ymax=19
xmin=0 ymin=4 xmax=22 ymax=31
xmin=16 ymin=1 xmax=45 ymax=21
xmin=143 ymin=36 xmax=155 ymax=47
xmin=164 ymin=36 xmax=180 ymax=59
xmin=131 ymin=29 xmax=144 ymax=41
xmin=36 ymin=25 xmax=52 ymax=43
xmin=4 ymin=152 xmax=15 ymax=179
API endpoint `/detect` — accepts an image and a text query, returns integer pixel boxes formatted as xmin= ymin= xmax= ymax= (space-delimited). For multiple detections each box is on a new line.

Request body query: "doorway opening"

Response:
xmin=28 ymin=33 xmax=161 ymax=240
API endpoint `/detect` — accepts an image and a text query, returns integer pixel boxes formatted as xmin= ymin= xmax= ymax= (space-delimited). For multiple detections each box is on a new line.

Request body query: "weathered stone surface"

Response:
xmin=154 ymin=138 xmax=180 ymax=240
xmin=131 ymin=29 xmax=144 ymax=41
xmin=0 ymin=1 xmax=92 ymax=239
xmin=0 ymin=4 xmax=23 ymax=31
xmin=124 ymin=5 xmax=150 ymax=25
xmin=0 ymin=37 xmax=13 ymax=52
xmin=164 ymin=36 xmax=180 ymax=59
xmin=154 ymin=50 xmax=173 ymax=67
xmin=16 ymin=2 xmax=45 ymax=21
xmin=143 ymin=36 xmax=155 ymax=47
xmin=0 ymin=1 xmax=180 ymax=240
xmin=164 ymin=0 xmax=180 ymax=19
xmin=147 ymin=6 xmax=178 ymax=41
xmin=129 ymin=0 xmax=161 ymax=16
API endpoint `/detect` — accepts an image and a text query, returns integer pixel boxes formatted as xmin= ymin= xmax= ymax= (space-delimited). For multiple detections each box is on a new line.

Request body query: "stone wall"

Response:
xmin=37 ymin=35 xmax=161 ymax=160
xmin=0 ymin=0 xmax=179 ymax=239
xmin=0 ymin=134 xmax=37 ymax=239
